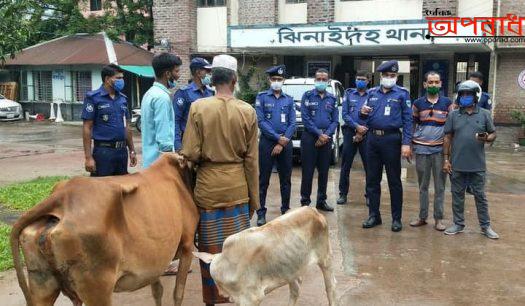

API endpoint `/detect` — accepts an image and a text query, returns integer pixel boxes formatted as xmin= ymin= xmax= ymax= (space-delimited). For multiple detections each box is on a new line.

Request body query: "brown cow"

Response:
xmin=10 ymin=153 xmax=199 ymax=306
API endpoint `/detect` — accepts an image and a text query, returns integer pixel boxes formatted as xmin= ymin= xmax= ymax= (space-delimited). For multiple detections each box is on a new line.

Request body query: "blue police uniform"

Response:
xmin=81 ymin=85 xmax=130 ymax=176
xmin=173 ymin=82 xmax=213 ymax=150
xmin=300 ymin=89 xmax=339 ymax=206
xmin=478 ymin=92 xmax=492 ymax=111
xmin=361 ymin=61 xmax=413 ymax=226
xmin=173 ymin=57 xmax=213 ymax=150
xmin=255 ymin=65 xmax=296 ymax=220
xmin=338 ymin=88 xmax=369 ymax=200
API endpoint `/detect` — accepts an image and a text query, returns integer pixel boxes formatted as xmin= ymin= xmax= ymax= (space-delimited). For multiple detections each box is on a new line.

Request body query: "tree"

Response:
xmin=0 ymin=0 xmax=153 ymax=64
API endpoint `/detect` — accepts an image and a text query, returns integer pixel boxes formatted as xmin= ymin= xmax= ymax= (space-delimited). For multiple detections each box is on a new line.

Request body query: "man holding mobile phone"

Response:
xmin=442 ymin=80 xmax=499 ymax=239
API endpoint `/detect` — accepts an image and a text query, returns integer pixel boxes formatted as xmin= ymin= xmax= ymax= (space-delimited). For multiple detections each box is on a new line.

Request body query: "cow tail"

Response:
xmin=10 ymin=195 xmax=60 ymax=306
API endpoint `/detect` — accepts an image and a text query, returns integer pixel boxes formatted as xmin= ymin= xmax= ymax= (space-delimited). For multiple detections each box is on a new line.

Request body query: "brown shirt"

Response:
xmin=181 ymin=96 xmax=260 ymax=212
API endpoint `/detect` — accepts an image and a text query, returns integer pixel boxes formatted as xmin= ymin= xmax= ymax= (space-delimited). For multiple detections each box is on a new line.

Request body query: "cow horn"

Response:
xmin=120 ymin=183 xmax=138 ymax=194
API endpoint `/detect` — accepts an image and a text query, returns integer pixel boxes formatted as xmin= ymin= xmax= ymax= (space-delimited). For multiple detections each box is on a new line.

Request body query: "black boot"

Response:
xmin=257 ymin=215 xmax=266 ymax=227
xmin=391 ymin=219 xmax=403 ymax=232
xmin=336 ymin=195 xmax=347 ymax=205
xmin=362 ymin=215 xmax=382 ymax=228
xmin=316 ymin=201 xmax=334 ymax=212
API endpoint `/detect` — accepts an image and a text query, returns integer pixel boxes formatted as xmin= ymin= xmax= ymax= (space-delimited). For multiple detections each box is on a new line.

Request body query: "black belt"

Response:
xmin=94 ymin=140 xmax=127 ymax=149
xmin=370 ymin=129 xmax=400 ymax=136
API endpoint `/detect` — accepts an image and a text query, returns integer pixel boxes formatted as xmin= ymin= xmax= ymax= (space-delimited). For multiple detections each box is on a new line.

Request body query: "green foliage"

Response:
xmin=0 ymin=176 xmax=68 ymax=211
xmin=0 ymin=0 xmax=153 ymax=63
xmin=0 ymin=223 xmax=13 ymax=271
xmin=237 ymin=66 xmax=268 ymax=105
xmin=510 ymin=111 xmax=525 ymax=128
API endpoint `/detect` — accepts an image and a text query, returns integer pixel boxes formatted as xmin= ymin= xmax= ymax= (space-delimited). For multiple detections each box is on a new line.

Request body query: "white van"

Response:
xmin=281 ymin=78 xmax=346 ymax=164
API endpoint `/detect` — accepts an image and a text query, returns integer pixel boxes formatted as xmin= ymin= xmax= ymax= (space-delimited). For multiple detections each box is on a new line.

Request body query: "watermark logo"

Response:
xmin=425 ymin=14 xmax=525 ymax=43
xmin=424 ymin=8 xmax=452 ymax=17
xmin=518 ymin=70 xmax=525 ymax=90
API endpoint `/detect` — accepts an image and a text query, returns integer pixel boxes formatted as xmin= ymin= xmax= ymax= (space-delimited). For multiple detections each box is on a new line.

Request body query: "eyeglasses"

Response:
xmin=429 ymin=104 xmax=434 ymax=117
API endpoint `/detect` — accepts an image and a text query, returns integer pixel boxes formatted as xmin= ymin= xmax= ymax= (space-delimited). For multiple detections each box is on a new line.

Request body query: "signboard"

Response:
xmin=230 ymin=22 xmax=482 ymax=49
xmin=307 ymin=61 xmax=331 ymax=77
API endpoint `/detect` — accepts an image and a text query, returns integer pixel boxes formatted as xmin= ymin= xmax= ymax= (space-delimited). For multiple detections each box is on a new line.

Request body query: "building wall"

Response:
xmin=307 ymin=0 xmax=334 ymax=23
xmin=238 ymin=0 xmax=277 ymax=25
xmin=457 ymin=0 xmax=493 ymax=17
xmin=493 ymin=52 xmax=525 ymax=124
xmin=153 ymin=0 xmax=197 ymax=84
xmin=335 ymin=0 xmax=423 ymax=22
xmin=197 ymin=7 xmax=228 ymax=53
xmin=278 ymin=0 xmax=307 ymax=24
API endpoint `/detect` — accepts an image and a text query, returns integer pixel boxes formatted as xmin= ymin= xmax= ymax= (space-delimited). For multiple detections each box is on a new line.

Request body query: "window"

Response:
xmin=33 ymin=71 xmax=53 ymax=102
xmin=197 ymin=0 xmax=225 ymax=7
xmin=20 ymin=71 xmax=30 ymax=101
xmin=286 ymin=0 xmax=306 ymax=3
xmin=90 ymin=0 xmax=102 ymax=11
xmin=72 ymin=71 xmax=92 ymax=102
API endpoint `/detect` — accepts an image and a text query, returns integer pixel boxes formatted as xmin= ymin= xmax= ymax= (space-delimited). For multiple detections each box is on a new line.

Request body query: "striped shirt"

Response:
xmin=412 ymin=95 xmax=453 ymax=154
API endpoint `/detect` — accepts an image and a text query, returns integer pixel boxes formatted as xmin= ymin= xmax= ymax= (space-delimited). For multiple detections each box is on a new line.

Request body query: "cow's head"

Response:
xmin=159 ymin=153 xmax=194 ymax=194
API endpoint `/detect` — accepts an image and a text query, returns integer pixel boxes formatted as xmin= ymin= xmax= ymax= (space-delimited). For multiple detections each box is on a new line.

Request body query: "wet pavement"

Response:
xmin=0 ymin=122 xmax=524 ymax=305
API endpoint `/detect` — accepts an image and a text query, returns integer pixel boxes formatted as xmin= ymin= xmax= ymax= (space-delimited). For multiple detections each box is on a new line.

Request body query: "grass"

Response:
xmin=0 ymin=223 xmax=13 ymax=271
xmin=0 ymin=176 xmax=69 ymax=211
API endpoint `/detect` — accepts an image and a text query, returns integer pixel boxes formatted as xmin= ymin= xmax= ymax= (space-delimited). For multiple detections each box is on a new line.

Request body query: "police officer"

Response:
xmin=300 ymin=68 xmax=338 ymax=212
xmin=469 ymin=71 xmax=492 ymax=111
xmin=255 ymin=65 xmax=296 ymax=226
xmin=82 ymin=64 xmax=137 ymax=176
xmin=360 ymin=60 xmax=413 ymax=232
xmin=173 ymin=57 xmax=213 ymax=151
xmin=337 ymin=70 xmax=370 ymax=205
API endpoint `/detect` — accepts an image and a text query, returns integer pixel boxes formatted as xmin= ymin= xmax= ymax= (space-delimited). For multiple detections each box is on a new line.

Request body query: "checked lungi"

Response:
xmin=198 ymin=203 xmax=250 ymax=304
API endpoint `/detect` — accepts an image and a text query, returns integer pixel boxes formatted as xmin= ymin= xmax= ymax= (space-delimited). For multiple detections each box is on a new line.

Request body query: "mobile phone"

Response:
xmin=476 ymin=132 xmax=488 ymax=138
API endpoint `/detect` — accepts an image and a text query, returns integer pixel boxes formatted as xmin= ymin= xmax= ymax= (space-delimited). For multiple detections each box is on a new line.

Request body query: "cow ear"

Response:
xmin=52 ymin=180 xmax=68 ymax=193
xmin=120 ymin=183 xmax=138 ymax=195
xmin=193 ymin=252 xmax=216 ymax=264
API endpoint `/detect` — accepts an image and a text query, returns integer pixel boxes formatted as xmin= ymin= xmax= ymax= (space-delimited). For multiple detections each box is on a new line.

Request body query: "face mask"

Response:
xmin=167 ymin=80 xmax=176 ymax=89
xmin=270 ymin=81 xmax=283 ymax=91
xmin=426 ymin=86 xmax=440 ymax=95
xmin=458 ymin=95 xmax=475 ymax=107
xmin=380 ymin=77 xmax=397 ymax=89
xmin=315 ymin=81 xmax=328 ymax=92
xmin=356 ymin=80 xmax=368 ymax=90
xmin=113 ymin=79 xmax=125 ymax=92
xmin=201 ymin=74 xmax=212 ymax=86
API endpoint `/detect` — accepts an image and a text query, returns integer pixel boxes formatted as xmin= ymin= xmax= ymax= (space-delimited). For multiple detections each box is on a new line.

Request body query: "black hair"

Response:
xmin=190 ymin=67 xmax=199 ymax=76
xmin=315 ymin=68 xmax=330 ymax=76
xmin=101 ymin=64 xmax=123 ymax=82
xmin=356 ymin=70 xmax=370 ymax=79
xmin=424 ymin=70 xmax=441 ymax=82
xmin=468 ymin=71 xmax=484 ymax=80
xmin=211 ymin=67 xmax=236 ymax=86
xmin=152 ymin=53 xmax=182 ymax=78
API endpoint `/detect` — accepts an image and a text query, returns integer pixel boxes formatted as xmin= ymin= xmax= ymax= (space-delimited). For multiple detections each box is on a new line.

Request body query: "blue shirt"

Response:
xmin=173 ymin=82 xmax=214 ymax=150
xmin=478 ymin=92 xmax=492 ymax=111
xmin=362 ymin=85 xmax=413 ymax=145
xmin=81 ymin=86 xmax=129 ymax=141
xmin=141 ymin=82 xmax=175 ymax=168
xmin=300 ymin=89 xmax=339 ymax=137
xmin=255 ymin=89 xmax=296 ymax=141
xmin=342 ymin=88 xmax=368 ymax=129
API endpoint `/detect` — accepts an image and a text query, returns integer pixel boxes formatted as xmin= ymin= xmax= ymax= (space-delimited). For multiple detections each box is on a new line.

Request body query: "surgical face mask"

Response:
xmin=315 ymin=81 xmax=328 ymax=92
xmin=201 ymin=74 xmax=212 ymax=86
xmin=270 ymin=81 xmax=283 ymax=91
xmin=380 ymin=77 xmax=397 ymax=89
xmin=167 ymin=72 xmax=177 ymax=89
xmin=458 ymin=95 xmax=475 ymax=107
xmin=356 ymin=79 xmax=368 ymax=90
xmin=113 ymin=79 xmax=125 ymax=92
xmin=426 ymin=86 xmax=440 ymax=95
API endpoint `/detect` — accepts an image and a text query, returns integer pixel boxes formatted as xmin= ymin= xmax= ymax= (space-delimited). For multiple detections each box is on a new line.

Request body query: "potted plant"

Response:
xmin=510 ymin=110 xmax=525 ymax=146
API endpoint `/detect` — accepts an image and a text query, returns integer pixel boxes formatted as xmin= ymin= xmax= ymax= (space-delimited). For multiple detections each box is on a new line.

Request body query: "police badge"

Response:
xmin=102 ymin=114 xmax=109 ymax=122
xmin=177 ymin=98 xmax=184 ymax=106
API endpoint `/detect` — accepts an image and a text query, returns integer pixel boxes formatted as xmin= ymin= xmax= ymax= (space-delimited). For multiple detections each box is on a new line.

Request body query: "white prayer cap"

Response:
xmin=211 ymin=54 xmax=238 ymax=72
